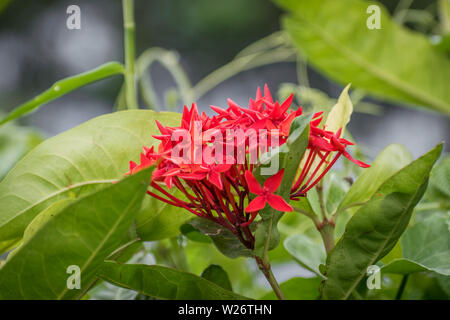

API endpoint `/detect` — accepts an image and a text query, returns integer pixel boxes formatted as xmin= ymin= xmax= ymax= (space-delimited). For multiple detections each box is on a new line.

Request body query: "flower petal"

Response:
xmin=263 ymin=169 xmax=285 ymax=193
xmin=245 ymin=170 xmax=263 ymax=195
xmin=245 ymin=195 xmax=266 ymax=212
xmin=208 ymin=170 xmax=223 ymax=190
xmin=266 ymin=194 xmax=293 ymax=212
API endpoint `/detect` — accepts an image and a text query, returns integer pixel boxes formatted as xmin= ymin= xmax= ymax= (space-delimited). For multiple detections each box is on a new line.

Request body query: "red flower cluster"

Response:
xmin=126 ymin=85 xmax=369 ymax=248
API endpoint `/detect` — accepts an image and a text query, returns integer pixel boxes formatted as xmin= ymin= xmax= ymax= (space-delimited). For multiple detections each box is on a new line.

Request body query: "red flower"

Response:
xmin=245 ymin=169 xmax=293 ymax=213
xmin=126 ymin=84 xmax=370 ymax=249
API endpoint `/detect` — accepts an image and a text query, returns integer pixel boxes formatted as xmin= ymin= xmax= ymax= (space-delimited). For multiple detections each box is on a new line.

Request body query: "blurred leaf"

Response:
xmin=260 ymin=277 xmax=321 ymax=300
xmin=0 ymin=168 xmax=152 ymax=299
xmin=0 ymin=62 xmax=125 ymax=125
xmin=337 ymin=144 xmax=412 ymax=213
xmin=276 ymin=0 xmax=450 ymax=115
xmin=428 ymin=156 xmax=450 ymax=199
xmin=0 ymin=110 xmax=181 ymax=254
xmin=321 ymin=144 xmax=442 ymax=299
xmin=187 ymin=218 xmax=252 ymax=259
xmin=382 ymin=213 xmax=450 ymax=276
xmin=254 ymin=114 xmax=312 ymax=257
xmin=98 ymin=261 xmax=249 ymax=300
xmin=284 ymin=234 xmax=326 ymax=278
xmin=201 ymin=264 xmax=233 ymax=291
xmin=0 ymin=120 xmax=44 ymax=180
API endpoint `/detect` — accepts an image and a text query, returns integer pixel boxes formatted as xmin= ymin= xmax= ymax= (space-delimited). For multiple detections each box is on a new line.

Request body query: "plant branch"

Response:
xmin=255 ymin=256 xmax=285 ymax=300
xmin=122 ymin=0 xmax=138 ymax=109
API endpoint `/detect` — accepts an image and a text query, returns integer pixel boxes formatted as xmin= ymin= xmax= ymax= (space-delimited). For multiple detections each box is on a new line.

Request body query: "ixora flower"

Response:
xmin=126 ymin=85 xmax=369 ymax=249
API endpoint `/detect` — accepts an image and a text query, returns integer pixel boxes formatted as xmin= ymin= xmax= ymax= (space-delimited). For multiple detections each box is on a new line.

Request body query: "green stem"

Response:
xmin=319 ymin=222 xmax=335 ymax=255
xmin=122 ymin=0 xmax=138 ymax=109
xmin=395 ymin=274 xmax=409 ymax=300
xmin=255 ymin=256 xmax=285 ymax=300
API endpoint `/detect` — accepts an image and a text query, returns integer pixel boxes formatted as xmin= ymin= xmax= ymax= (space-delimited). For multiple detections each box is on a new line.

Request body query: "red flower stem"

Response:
xmin=302 ymin=151 xmax=330 ymax=189
xmin=302 ymin=153 xmax=341 ymax=194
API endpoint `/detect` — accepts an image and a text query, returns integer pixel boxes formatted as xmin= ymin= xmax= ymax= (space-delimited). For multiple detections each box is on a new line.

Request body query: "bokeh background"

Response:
xmin=0 ymin=0 xmax=448 ymax=162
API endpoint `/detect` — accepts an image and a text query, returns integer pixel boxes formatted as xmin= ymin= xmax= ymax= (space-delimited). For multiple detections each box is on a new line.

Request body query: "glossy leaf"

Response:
xmin=0 ymin=168 xmax=152 ymax=299
xmin=382 ymin=213 xmax=450 ymax=276
xmin=201 ymin=264 xmax=233 ymax=291
xmin=284 ymin=234 xmax=326 ymax=278
xmin=321 ymin=144 xmax=442 ymax=299
xmin=0 ymin=62 xmax=125 ymax=125
xmin=0 ymin=110 xmax=180 ymax=253
xmin=97 ymin=261 xmax=249 ymax=300
xmin=337 ymin=144 xmax=412 ymax=213
xmin=276 ymin=0 xmax=450 ymax=115
xmin=253 ymin=114 xmax=312 ymax=257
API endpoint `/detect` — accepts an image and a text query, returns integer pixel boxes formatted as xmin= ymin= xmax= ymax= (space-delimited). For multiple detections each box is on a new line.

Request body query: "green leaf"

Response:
xmin=321 ymin=143 xmax=443 ymax=299
xmin=382 ymin=213 xmax=450 ymax=276
xmin=201 ymin=264 xmax=233 ymax=291
xmin=337 ymin=144 xmax=412 ymax=213
xmin=136 ymin=193 xmax=192 ymax=241
xmin=0 ymin=110 xmax=180 ymax=253
xmin=187 ymin=218 xmax=252 ymax=259
xmin=180 ymin=223 xmax=212 ymax=243
xmin=428 ymin=156 xmax=450 ymax=200
xmin=0 ymin=62 xmax=125 ymax=125
xmin=260 ymin=277 xmax=321 ymax=300
xmin=284 ymin=234 xmax=326 ymax=278
xmin=324 ymin=84 xmax=353 ymax=134
xmin=97 ymin=261 xmax=249 ymax=300
xmin=0 ymin=119 xmax=44 ymax=180
xmin=276 ymin=0 xmax=450 ymax=115
xmin=253 ymin=114 xmax=312 ymax=257
xmin=0 ymin=167 xmax=152 ymax=299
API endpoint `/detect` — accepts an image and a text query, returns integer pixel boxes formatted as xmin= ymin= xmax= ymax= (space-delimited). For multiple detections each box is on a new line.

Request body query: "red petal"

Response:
xmin=280 ymin=93 xmax=293 ymax=114
xmin=245 ymin=195 xmax=266 ymax=212
xmin=264 ymin=84 xmax=273 ymax=103
xmin=245 ymin=170 xmax=263 ymax=195
xmin=263 ymin=169 xmax=285 ymax=193
xmin=208 ymin=170 xmax=223 ymax=189
xmin=342 ymin=152 xmax=371 ymax=168
xmin=266 ymin=194 xmax=293 ymax=212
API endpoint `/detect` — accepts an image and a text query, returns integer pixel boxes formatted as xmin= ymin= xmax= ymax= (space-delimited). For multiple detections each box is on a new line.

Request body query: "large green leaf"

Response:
xmin=0 ymin=168 xmax=152 ymax=299
xmin=136 ymin=194 xmax=192 ymax=241
xmin=284 ymin=234 xmax=326 ymax=278
xmin=321 ymin=144 xmax=442 ymax=299
xmin=253 ymin=114 xmax=312 ymax=257
xmin=0 ymin=110 xmax=180 ymax=253
xmin=337 ymin=144 xmax=412 ymax=213
xmin=382 ymin=213 xmax=450 ymax=276
xmin=276 ymin=0 xmax=450 ymax=115
xmin=260 ymin=277 xmax=321 ymax=300
xmin=97 ymin=261 xmax=249 ymax=300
